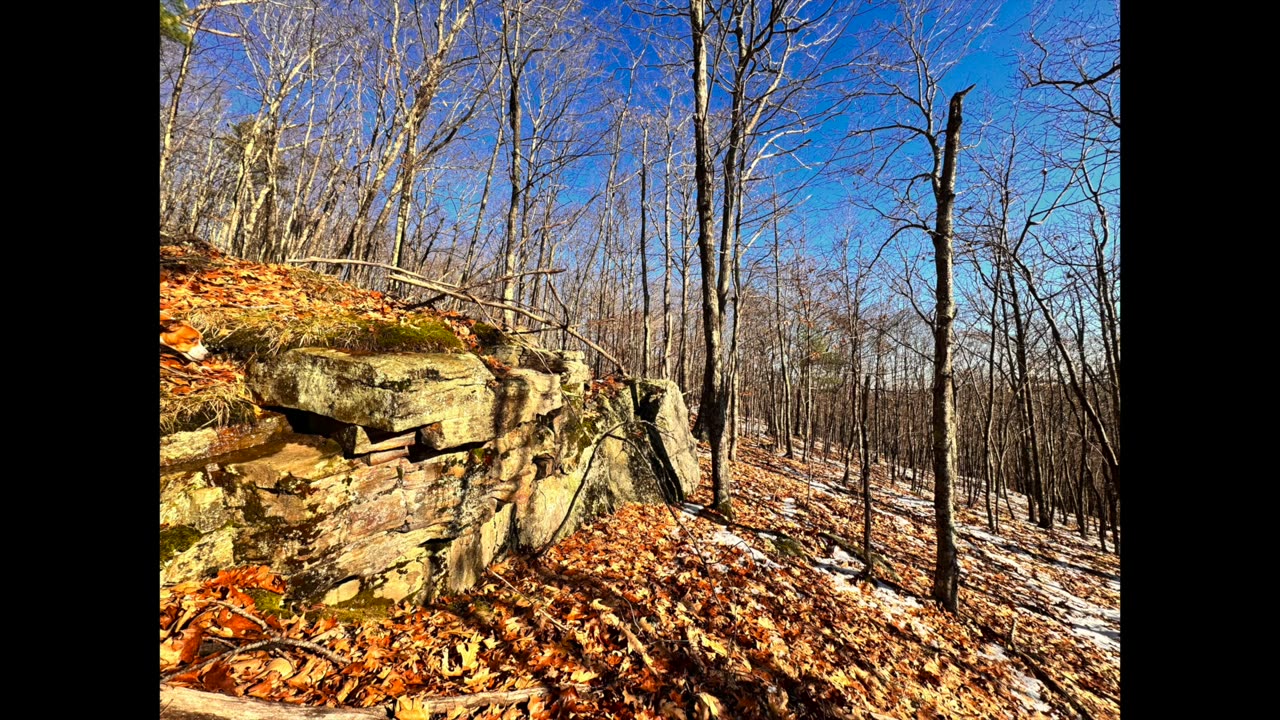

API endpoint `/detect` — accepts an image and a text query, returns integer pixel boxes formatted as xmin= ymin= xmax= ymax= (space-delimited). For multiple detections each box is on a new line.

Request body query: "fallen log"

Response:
xmin=160 ymin=685 xmax=385 ymax=719
xmin=160 ymin=683 xmax=581 ymax=719
xmin=334 ymin=427 xmax=417 ymax=455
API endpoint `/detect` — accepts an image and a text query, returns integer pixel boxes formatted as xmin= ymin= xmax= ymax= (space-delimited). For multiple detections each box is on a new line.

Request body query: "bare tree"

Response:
xmin=847 ymin=0 xmax=996 ymax=612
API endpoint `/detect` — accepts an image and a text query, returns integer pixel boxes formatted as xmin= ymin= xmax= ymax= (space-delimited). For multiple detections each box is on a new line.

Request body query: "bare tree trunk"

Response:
xmin=980 ymin=257 xmax=1001 ymax=533
xmin=661 ymin=127 xmax=675 ymax=380
xmin=678 ymin=193 xmax=692 ymax=394
xmin=772 ymin=203 xmax=794 ymax=458
xmin=501 ymin=3 xmax=525 ymax=328
xmin=640 ymin=126 xmax=652 ymax=377
xmin=859 ymin=374 xmax=874 ymax=579
xmin=160 ymin=9 xmax=207 ymax=224
xmin=930 ymin=85 xmax=973 ymax=614
xmin=689 ymin=0 xmax=731 ymax=516
xmin=1010 ymin=250 xmax=1121 ymax=501
xmin=390 ymin=137 xmax=416 ymax=277
xmin=459 ymin=119 xmax=505 ymax=291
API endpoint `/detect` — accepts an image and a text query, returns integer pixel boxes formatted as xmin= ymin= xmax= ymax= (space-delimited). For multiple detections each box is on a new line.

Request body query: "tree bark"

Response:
xmin=501 ymin=2 xmax=525 ymax=328
xmin=930 ymin=85 xmax=974 ymax=613
xmin=688 ymin=0 xmax=731 ymax=516
xmin=640 ymin=126 xmax=652 ymax=377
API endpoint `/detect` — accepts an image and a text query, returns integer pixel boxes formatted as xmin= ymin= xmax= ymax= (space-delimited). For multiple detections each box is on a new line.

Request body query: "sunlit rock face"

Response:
xmin=161 ymin=349 xmax=699 ymax=606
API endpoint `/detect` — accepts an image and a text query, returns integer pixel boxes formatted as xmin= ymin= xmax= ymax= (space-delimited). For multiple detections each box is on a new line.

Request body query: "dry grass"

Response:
xmin=194 ymin=308 xmax=465 ymax=358
xmin=159 ymin=245 xmax=476 ymax=435
xmin=159 ymin=373 xmax=258 ymax=435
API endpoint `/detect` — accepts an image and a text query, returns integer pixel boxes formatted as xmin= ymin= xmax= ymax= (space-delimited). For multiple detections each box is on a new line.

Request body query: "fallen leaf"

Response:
xmin=695 ymin=692 xmax=723 ymax=719
xmin=395 ymin=696 xmax=432 ymax=720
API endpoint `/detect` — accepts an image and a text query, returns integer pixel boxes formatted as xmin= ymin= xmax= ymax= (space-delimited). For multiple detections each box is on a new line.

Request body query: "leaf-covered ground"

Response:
xmin=161 ymin=437 xmax=1119 ymax=719
xmin=159 ymin=241 xmax=482 ymax=433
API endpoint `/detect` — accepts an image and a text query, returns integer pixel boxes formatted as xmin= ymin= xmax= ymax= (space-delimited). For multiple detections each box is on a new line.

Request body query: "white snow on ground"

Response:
xmin=870 ymin=580 xmax=923 ymax=612
xmin=779 ymin=497 xmax=800 ymax=519
xmin=709 ymin=528 xmax=778 ymax=568
xmin=689 ymin=443 xmax=1119 ymax=674
xmin=961 ymin=525 xmax=1005 ymax=546
xmin=809 ymin=480 xmax=845 ymax=497
xmin=674 ymin=502 xmax=781 ymax=571
xmin=793 ymin=457 xmax=1120 ymax=659
xmin=895 ymin=494 xmax=933 ymax=508
xmin=889 ymin=465 xmax=920 ymax=481
xmin=1032 ymin=575 xmax=1120 ymax=654
xmin=831 ymin=545 xmax=855 ymax=563
xmin=812 ymin=547 xmax=922 ymax=620
xmin=981 ymin=644 xmax=1053 ymax=716
xmin=958 ymin=526 xmax=1120 ymax=656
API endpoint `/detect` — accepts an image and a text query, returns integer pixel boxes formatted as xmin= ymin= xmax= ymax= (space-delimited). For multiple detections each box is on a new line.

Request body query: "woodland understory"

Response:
xmin=159 ymin=245 xmax=1119 ymax=718
xmin=161 ymin=438 xmax=1119 ymax=720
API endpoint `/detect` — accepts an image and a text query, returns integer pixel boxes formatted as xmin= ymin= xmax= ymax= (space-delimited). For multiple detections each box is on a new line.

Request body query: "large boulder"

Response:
xmin=632 ymin=379 xmax=700 ymax=501
xmin=512 ymin=391 xmax=663 ymax=550
xmin=492 ymin=345 xmax=590 ymax=392
xmin=247 ymin=349 xmax=497 ymax=437
xmin=499 ymin=369 xmax=563 ymax=428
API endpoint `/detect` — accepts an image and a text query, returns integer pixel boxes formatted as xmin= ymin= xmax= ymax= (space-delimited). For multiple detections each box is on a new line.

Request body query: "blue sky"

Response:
xmin=170 ymin=0 xmax=1117 ymax=307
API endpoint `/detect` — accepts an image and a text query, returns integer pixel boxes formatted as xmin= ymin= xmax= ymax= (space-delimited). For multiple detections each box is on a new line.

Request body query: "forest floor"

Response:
xmin=161 ymin=439 xmax=1119 ymax=720
xmin=160 ymin=238 xmax=1119 ymax=718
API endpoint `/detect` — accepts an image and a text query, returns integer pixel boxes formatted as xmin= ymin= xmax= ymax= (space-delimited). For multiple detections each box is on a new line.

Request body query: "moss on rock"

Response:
xmin=313 ymin=586 xmax=398 ymax=624
xmin=471 ymin=322 xmax=509 ymax=348
xmin=160 ymin=525 xmax=204 ymax=565
xmin=245 ymin=589 xmax=291 ymax=619
xmin=353 ymin=317 xmax=464 ymax=353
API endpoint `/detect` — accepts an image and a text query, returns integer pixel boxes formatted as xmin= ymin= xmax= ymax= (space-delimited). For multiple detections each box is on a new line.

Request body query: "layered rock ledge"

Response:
xmin=160 ymin=346 xmax=697 ymax=606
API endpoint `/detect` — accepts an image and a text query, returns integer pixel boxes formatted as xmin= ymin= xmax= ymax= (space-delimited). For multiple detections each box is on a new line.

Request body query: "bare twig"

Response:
xmin=486 ymin=568 xmax=575 ymax=635
xmin=161 ymin=599 xmax=349 ymax=683
xmin=286 ymin=257 xmax=628 ymax=375
xmin=159 ymin=684 xmax=383 ymax=719
xmin=213 ymin=600 xmax=271 ymax=631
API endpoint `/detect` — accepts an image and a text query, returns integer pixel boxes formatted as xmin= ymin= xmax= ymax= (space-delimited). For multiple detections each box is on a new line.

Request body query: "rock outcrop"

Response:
xmin=160 ymin=347 xmax=699 ymax=606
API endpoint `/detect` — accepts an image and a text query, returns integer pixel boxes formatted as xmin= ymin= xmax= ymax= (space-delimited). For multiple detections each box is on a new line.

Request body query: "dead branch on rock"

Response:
xmin=287 ymin=258 xmax=627 ymax=376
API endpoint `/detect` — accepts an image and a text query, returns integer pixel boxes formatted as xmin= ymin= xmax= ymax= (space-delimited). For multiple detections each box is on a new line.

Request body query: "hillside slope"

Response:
xmin=161 ymin=443 xmax=1119 ymax=719
xmin=158 ymin=243 xmax=1119 ymax=719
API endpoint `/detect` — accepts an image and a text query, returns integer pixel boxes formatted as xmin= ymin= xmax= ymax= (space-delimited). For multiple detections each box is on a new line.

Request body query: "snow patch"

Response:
xmin=981 ymin=643 xmax=1053 ymax=714
xmin=779 ymin=497 xmax=800 ymax=518
xmin=811 ymin=557 xmax=920 ymax=620
xmin=895 ymin=495 xmax=932 ymax=509
xmin=1033 ymin=575 xmax=1120 ymax=655
xmin=955 ymin=511 xmax=1120 ymax=655
xmin=871 ymin=581 xmax=922 ymax=611
xmin=809 ymin=480 xmax=845 ymax=497
xmin=710 ymin=528 xmax=779 ymax=569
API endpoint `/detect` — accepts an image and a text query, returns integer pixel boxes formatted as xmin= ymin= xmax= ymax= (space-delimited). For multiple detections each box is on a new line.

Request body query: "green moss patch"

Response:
xmin=312 ymin=587 xmax=398 ymax=624
xmin=245 ymin=589 xmax=292 ymax=619
xmin=359 ymin=318 xmax=464 ymax=353
xmin=471 ymin=322 xmax=510 ymax=349
xmin=160 ymin=525 xmax=204 ymax=565
xmin=202 ymin=310 xmax=464 ymax=360
xmin=772 ymin=534 xmax=806 ymax=557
